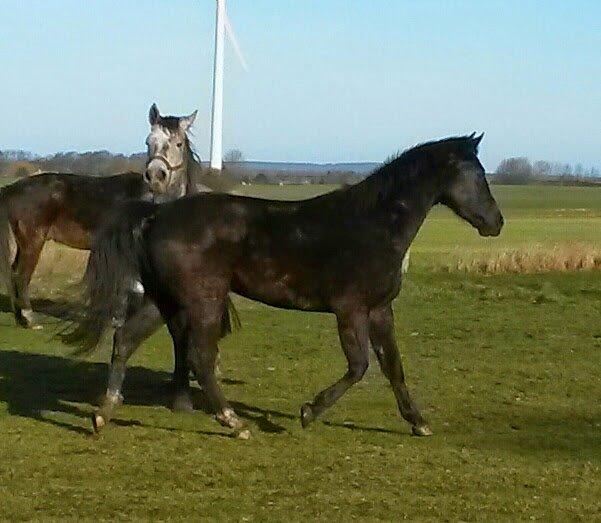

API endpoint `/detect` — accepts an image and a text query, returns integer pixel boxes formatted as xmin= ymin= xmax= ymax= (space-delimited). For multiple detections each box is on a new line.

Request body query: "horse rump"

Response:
xmin=59 ymin=199 xmax=240 ymax=354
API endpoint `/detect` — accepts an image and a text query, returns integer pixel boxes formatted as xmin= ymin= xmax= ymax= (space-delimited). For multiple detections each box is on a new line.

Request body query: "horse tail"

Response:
xmin=0 ymin=190 xmax=15 ymax=309
xmin=63 ymin=199 xmax=241 ymax=354
xmin=64 ymin=200 xmax=157 ymax=354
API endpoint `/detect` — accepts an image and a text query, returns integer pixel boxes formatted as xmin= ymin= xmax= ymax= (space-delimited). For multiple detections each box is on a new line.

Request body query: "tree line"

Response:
xmin=0 ymin=149 xmax=145 ymax=179
xmin=0 ymin=149 xmax=364 ymax=185
xmin=1 ymin=149 xmax=599 ymax=186
xmin=493 ymin=157 xmax=600 ymax=185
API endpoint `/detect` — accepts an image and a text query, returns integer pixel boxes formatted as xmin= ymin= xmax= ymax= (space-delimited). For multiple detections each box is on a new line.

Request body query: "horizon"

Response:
xmin=1 ymin=1 xmax=600 ymax=171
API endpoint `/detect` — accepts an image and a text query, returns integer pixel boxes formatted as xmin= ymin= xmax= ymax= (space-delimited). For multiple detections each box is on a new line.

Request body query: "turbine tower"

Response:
xmin=209 ymin=0 xmax=247 ymax=171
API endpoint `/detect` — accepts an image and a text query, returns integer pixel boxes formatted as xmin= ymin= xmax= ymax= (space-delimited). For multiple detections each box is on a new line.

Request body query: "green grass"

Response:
xmin=0 ymin=184 xmax=600 ymax=520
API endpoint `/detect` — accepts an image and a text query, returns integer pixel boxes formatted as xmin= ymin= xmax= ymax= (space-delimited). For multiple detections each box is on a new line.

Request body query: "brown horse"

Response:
xmin=0 ymin=104 xmax=235 ymax=328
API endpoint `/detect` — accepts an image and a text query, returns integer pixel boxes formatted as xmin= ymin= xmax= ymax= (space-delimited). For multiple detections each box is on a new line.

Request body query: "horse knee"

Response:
xmin=348 ymin=358 xmax=369 ymax=383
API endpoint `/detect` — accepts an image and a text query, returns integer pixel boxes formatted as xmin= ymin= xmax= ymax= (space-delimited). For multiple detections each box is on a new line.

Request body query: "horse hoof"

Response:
xmin=172 ymin=395 xmax=194 ymax=414
xmin=300 ymin=403 xmax=315 ymax=428
xmin=16 ymin=309 xmax=37 ymax=329
xmin=92 ymin=412 xmax=106 ymax=433
xmin=412 ymin=424 xmax=433 ymax=437
xmin=216 ymin=408 xmax=245 ymax=430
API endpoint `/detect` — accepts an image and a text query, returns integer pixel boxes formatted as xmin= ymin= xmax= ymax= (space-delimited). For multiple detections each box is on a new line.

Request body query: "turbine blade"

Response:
xmin=224 ymin=10 xmax=248 ymax=71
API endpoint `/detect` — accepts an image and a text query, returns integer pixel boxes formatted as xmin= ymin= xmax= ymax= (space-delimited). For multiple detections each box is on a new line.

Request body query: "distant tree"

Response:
xmin=224 ymin=148 xmax=244 ymax=163
xmin=0 ymin=150 xmax=35 ymax=162
xmin=494 ymin=157 xmax=533 ymax=184
xmin=532 ymin=160 xmax=551 ymax=177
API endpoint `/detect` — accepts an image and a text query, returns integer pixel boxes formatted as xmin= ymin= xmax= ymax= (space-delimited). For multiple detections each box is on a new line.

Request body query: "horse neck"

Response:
xmin=183 ymin=147 xmax=202 ymax=195
xmin=163 ymin=147 xmax=200 ymax=198
xmin=350 ymin=155 xmax=442 ymax=211
xmin=343 ymin=157 xmax=445 ymax=252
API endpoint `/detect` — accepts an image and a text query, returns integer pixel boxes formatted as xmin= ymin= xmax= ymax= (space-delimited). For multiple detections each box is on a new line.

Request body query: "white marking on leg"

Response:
xmin=131 ymin=280 xmax=145 ymax=294
xmin=105 ymin=390 xmax=124 ymax=406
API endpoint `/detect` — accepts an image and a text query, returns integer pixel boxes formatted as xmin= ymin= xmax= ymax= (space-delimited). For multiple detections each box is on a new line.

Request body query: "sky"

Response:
xmin=1 ymin=0 xmax=600 ymax=170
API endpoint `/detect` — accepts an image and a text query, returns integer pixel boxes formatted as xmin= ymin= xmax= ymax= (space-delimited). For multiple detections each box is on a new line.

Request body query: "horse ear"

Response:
xmin=469 ymin=132 xmax=476 ymax=139
xmin=149 ymin=103 xmax=161 ymax=125
xmin=473 ymin=132 xmax=484 ymax=148
xmin=179 ymin=110 xmax=198 ymax=132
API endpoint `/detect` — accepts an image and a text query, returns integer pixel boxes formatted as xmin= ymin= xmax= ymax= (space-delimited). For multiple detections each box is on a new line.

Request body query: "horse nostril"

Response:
xmin=159 ymin=169 xmax=167 ymax=181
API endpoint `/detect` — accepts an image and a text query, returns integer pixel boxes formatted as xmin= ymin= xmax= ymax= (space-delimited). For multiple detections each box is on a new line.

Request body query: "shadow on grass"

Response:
xmin=0 ymin=348 xmax=419 ymax=439
xmin=0 ymin=349 xmax=296 ymax=436
xmin=0 ymin=349 xmax=174 ymax=435
xmin=472 ymin=409 xmax=601 ymax=459
xmin=0 ymin=293 xmax=82 ymax=324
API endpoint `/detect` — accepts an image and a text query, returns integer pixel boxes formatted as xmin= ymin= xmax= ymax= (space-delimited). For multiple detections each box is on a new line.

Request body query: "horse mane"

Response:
xmin=184 ymin=134 xmax=202 ymax=174
xmin=183 ymin=130 xmax=241 ymax=194
xmin=313 ymin=135 xmax=478 ymax=213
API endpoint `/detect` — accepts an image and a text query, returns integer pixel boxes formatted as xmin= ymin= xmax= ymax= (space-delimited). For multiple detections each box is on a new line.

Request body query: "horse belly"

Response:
xmin=48 ymin=218 xmax=91 ymax=250
xmin=231 ymin=265 xmax=326 ymax=312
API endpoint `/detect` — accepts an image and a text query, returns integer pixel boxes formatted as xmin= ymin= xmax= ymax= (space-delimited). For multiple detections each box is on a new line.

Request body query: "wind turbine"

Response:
xmin=209 ymin=0 xmax=247 ymax=171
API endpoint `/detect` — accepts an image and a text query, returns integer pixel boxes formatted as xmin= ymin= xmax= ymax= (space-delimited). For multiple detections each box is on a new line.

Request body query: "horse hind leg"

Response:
xmin=166 ymin=309 xmax=195 ymax=413
xmin=301 ymin=309 xmax=370 ymax=428
xmin=93 ymin=299 xmax=164 ymax=432
xmin=181 ymin=298 xmax=245 ymax=432
xmin=11 ymin=232 xmax=45 ymax=329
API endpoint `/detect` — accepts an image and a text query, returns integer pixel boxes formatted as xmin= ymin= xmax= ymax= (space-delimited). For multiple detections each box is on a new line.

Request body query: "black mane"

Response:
xmin=313 ymin=135 xmax=479 ymax=213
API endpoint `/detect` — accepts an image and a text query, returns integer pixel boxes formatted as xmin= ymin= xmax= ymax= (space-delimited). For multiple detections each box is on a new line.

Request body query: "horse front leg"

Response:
xmin=301 ymin=308 xmax=370 ymax=427
xmin=369 ymin=303 xmax=432 ymax=436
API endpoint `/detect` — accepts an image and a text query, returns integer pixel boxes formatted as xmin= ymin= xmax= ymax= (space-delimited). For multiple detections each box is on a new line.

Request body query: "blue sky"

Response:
xmin=1 ymin=0 xmax=600 ymax=170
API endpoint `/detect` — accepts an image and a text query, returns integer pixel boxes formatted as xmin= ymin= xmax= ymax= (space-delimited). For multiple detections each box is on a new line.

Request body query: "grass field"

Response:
xmin=0 ymin=183 xmax=600 ymax=520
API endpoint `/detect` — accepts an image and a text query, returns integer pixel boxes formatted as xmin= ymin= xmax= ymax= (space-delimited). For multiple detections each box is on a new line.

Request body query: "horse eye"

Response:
xmin=176 ymin=142 xmax=183 ymax=148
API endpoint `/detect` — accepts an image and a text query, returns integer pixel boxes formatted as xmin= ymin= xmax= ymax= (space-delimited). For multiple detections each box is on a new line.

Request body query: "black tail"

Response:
xmin=0 ymin=191 xmax=15 ymax=310
xmin=63 ymin=200 xmax=157 ymax=354
xmin=61 ymin=199 xmax=241 ymax=354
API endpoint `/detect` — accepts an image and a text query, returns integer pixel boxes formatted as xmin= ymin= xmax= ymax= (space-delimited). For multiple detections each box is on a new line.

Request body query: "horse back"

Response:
xmin=1 ymin=172 xmax=148 ymax=249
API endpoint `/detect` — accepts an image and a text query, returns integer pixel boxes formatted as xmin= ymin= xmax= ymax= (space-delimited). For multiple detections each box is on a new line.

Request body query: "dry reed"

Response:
xmin=450 ymin=243 xmax=601 ymax=275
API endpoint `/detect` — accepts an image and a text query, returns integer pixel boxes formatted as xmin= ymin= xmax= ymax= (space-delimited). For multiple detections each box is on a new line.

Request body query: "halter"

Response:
xmin=146 ymin=154 xmax=186 ymax=174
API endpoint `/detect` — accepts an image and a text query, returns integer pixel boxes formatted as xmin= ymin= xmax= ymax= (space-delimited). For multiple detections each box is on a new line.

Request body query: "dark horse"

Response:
xmin=72 ymin=134 xmax=503 ymax=436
